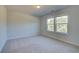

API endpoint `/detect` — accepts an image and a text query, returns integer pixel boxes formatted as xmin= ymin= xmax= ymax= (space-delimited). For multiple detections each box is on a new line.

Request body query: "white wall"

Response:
xmin=7 ymin=10 xmax=40 ymax=39
xmin=0 ymin=6 xmax=7 ymax=51
xmin=40 ymin=6 xmax=79 ymax=45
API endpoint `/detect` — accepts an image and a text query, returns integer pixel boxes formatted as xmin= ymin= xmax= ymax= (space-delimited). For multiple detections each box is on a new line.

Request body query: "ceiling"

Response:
xmin=7 ymin=5 xmax=69 ymax=17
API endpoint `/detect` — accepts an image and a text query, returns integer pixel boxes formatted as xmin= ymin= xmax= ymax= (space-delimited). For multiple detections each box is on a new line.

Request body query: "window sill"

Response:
xmin=47 ymin=31 xmax=68 ymax=35
xmin=55 ymin=32 xmax=68 ymax=35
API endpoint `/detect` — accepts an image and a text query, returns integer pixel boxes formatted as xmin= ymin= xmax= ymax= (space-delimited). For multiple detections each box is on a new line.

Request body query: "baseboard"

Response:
xmin=0 ymin=40 xmax=7 ymax=53
xmin=8 ymin=34 xmax=40 ymax=40
xmin=41 ymin=34 xmax=79 ymax=47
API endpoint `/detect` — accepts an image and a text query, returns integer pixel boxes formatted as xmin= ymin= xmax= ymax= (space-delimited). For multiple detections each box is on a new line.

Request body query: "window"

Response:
xmin=56 ymin=16 xmax=68 ymax=33
xmin=47 ymin=18 xmax=54 ymax=31
xmin=47 ymin=16 xmax=68 ymax=34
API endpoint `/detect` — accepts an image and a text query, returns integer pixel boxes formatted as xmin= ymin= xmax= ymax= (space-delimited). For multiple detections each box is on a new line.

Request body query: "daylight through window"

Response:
xmin=47 ymin=16 xmax=68 ymax=34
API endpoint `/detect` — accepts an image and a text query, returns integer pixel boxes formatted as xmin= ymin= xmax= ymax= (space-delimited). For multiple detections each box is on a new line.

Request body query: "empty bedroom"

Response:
xmin=0 ymin=5 xmax=79 ymax=53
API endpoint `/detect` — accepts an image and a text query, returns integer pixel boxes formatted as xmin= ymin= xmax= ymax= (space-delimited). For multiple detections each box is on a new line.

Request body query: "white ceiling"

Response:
xmin=7 ymin=5 xmax=69 ymax=16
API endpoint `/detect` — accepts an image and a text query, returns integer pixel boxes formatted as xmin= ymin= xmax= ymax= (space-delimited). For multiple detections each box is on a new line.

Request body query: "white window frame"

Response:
xmin=47 ymin=18 xmax=54 ymax=32
xmin=47 ymin=16 xmax=68 ymax=34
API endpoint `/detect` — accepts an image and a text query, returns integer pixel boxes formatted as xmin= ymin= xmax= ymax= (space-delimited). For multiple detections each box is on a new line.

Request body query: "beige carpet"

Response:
xmin=2 ymin=36 xmax=79 ymax=53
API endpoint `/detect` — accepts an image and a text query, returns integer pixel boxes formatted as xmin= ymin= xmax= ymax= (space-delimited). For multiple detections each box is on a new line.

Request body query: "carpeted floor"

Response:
xmin=1 ymin=36 xmax=79 ymax=53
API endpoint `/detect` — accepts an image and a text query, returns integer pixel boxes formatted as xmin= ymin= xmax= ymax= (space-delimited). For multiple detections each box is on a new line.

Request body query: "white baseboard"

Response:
xmin=8 ymin=34 xmax=40 ymax=40
xmin=8 ymin=33 xmax=40 ymax=40
xmin=0 ymin=40 xmax=7 ymax=53
xmin=41 ymin=34 xmax=79 ymax=47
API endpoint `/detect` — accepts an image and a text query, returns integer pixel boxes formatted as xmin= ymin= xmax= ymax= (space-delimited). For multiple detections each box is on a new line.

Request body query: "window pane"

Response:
xmin=56 ymin=16 xmax=68 ymax=23
xmin=56 ymin=23 xmax=67 ymax=33
xmin=47 ymin=18 xmax=54 ymax=31
xmin=48 ymin=25 xmax=54 ymax=31
xmin=47 ymin=18 xmax=54 ymax=24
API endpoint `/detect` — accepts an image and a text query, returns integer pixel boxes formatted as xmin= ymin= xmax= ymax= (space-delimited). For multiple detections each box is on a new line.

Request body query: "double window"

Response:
xmin=47 ymin=16 xmax=68 ymax=34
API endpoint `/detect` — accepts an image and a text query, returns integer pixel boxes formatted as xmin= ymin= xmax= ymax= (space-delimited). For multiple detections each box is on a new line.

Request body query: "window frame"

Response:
xmin=47 ymin=18 xmax=55 ymax=32
xmin=47 ymin=16 xmax=68 ymax=35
